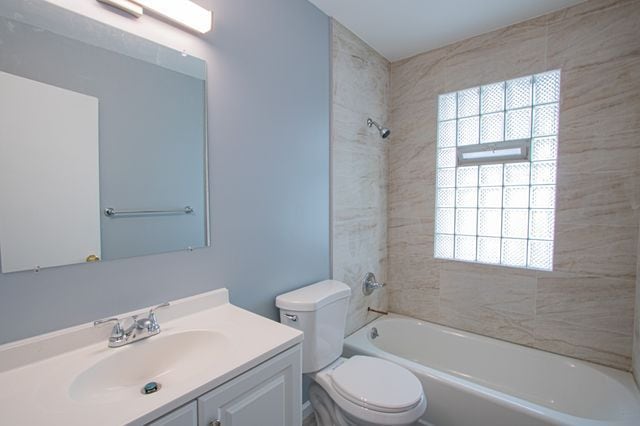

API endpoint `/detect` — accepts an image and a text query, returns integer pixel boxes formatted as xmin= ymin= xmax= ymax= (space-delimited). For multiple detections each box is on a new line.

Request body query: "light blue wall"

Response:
xmin=0 ymin=0 xmax=330 ymax=344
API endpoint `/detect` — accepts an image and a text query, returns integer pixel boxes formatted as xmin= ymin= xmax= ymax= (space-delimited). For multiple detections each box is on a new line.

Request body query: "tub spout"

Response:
xmin=370 ymin=327 xmax=379 ymax=339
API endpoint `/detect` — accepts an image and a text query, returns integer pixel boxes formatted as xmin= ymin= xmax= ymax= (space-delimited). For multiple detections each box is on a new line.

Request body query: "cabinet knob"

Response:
xmin=86 ymin=254 xmax=100 ymax=262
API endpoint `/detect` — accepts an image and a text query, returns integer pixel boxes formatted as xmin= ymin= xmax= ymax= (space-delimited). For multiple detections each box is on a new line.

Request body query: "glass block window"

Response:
xmin=435 ymin=70 xmax=560 ymax=270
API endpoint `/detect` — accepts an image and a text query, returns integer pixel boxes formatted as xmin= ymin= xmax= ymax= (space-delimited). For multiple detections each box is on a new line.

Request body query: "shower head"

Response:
xmin=367 ymin=118 xmax=391 ymax=139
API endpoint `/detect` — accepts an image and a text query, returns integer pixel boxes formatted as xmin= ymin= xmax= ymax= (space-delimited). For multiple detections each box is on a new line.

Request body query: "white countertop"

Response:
xmin=0 ymin=289 xmax=303 ymax=425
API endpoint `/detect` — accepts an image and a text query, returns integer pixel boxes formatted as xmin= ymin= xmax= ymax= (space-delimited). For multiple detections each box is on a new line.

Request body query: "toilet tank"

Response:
xmin=276 ymin=280 xmax=351 ymax=373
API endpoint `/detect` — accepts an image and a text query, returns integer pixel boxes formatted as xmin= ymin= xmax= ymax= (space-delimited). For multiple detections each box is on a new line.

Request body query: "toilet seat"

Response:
xmin=331 ymin=356 xmax=423 ymax=413
xmin=310 ymin=356 xmax=427 ymax=425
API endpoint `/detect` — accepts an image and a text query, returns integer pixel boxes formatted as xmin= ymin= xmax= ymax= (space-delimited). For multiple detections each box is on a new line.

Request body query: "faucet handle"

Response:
xmin=147 ymin=302 xmax=170 ymax=333
xmin=150 ymin=302 xmax=170 ymax=314
xmin=93 ymin=317 xmax=119 ymax=327
xmin=93 ymin=317 xmax=124 ymax=339
xmin=363 ymin=272 xmax=385 ymax=296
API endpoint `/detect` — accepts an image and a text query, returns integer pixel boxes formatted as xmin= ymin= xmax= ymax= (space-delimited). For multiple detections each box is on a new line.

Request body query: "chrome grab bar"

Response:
xmin=104 ymin=206 xmax=193 ymax=217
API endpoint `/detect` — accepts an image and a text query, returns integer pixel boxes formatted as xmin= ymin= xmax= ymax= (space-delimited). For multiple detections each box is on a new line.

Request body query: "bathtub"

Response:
xmin=343 ymin=315 xmax=640 ymax=426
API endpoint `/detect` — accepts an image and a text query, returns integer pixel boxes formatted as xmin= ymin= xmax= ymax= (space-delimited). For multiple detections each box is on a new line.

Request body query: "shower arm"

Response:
xmin=367 ymin=118 xmax=382 ymax=131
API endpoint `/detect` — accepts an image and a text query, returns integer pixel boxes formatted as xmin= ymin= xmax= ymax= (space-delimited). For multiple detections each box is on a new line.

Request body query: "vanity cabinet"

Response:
xmin=146 ymin=345 xmax=302 ymax=426
xmin=148 ymin=402 xmax=198 ymax=426
xmin=198 ymin=344 xmax=301 ymax=426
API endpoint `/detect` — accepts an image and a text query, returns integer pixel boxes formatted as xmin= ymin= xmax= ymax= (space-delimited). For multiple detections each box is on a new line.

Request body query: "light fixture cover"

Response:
xmin=97 ymin=0 xmax=143 ymax=17
xmin=456 ymin=139 xmax=530 ymax=166
xmin=131 ymin=0 xmax=213 ymax=33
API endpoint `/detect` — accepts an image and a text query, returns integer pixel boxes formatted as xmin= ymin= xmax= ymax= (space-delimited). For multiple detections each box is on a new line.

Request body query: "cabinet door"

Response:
xmin=148 ymin=401 xmax=197 ymax=426
xmin=198 ymin=345 xmax=302 ymax=426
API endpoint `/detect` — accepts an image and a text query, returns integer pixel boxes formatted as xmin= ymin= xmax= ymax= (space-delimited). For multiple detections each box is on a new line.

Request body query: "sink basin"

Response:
xmin=69 ymin=330 xmax=227 ymax=403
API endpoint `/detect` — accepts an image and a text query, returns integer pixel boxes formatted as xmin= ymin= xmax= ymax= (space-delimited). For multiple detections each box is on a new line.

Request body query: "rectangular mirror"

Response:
xmin=0 ymin=1 xmax=209 ymax=273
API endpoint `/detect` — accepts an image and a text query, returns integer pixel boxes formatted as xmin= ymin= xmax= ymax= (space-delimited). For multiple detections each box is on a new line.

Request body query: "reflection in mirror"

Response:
xmin=0 ymin=2 xmax=208 ymax=273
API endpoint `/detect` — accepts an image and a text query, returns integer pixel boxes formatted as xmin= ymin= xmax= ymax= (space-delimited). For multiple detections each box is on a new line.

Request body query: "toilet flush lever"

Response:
xmin=284 ymin=313 xmax=298 ymax=322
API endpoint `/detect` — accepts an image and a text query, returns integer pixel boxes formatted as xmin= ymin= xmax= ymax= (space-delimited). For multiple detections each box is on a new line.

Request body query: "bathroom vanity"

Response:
xmin=151 ymin=346 xmax=300 ymax=426
xmin=0 ymin=289 xmax=303 ymax=425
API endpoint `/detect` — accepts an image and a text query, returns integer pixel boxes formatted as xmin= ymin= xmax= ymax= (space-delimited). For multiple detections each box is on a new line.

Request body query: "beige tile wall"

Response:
xmin=388 ymin=0 xmax=640 ymax=370
xmin=331 ymin=21 xmax=390 ymax=335
xmin=635 ymin=220 xmax=640 ymax=383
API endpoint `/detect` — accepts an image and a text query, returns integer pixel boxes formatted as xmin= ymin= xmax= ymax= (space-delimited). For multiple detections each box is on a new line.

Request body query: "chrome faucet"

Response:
xmin=94 ymin=302 xmax=170 ymax=348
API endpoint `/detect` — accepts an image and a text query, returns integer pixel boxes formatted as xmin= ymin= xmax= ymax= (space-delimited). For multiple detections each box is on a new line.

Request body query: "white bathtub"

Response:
xmin=343 ymin=315 xmax=640 ymax=426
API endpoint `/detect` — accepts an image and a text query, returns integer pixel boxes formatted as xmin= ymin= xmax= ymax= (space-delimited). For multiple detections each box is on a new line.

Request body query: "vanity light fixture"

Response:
xmin=131 ymin=0 xmax=213 ymax=33
xmin=97 ymin=0 xmax=143 ymax=17
xmin=97 ymin=0 xmax=213 ymax=33
xmin=456 ymin=139 xmax=530 ymax=166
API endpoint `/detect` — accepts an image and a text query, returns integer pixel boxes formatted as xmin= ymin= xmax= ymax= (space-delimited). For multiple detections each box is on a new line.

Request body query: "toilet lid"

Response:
xmin=330 ymin=356 xmax=423 ymax=413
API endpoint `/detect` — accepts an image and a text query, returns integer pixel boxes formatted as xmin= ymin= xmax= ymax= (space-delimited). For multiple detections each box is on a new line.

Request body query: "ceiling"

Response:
xmin=308 ymin=0 xmax=586 ymax=61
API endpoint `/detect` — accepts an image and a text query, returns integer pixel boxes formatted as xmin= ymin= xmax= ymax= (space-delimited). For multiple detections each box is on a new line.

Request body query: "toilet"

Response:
xmin=276 ymin=280 xmax=427 ymax=426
